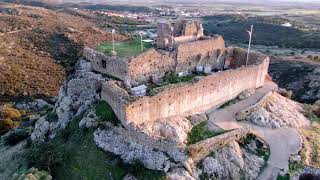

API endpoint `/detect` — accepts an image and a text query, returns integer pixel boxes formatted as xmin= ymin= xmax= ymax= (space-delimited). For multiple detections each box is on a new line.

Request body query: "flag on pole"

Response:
xmin=112 ymin=29 xmax=115 ymax=34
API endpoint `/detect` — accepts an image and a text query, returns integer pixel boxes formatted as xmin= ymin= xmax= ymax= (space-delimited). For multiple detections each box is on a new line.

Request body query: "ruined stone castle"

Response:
xmin=83 ymin=20 xmax=269 ymax=128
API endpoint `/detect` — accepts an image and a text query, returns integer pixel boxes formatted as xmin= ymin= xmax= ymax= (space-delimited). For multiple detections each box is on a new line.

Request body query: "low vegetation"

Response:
xmin=27 ymin=109 xmax=164 ymax=180
xmin=0 ymin=105 xmax=23 ymax=134
xmin=218 ymin=98 xmax=240 ymax=109
xmin=95 ymin=101 xmax=118 ymax=125
xmin=0 ymin=3 xmax=126 ymax=101
xmin=162 ymin=71 xmax=197 ymax=84
xmin=276 ymin=160 xmax=304 ymax=180
xmin=239 ymin=134 xmax=270 ymax=162
xmin=304 ymin=104 xmax=320 ymax=123
xmin=96 ymin=38 xmax=153 ymax=58
xmin=300 ymin=125 xmax=320 ymax=168
xmin=188 ymin=121 xmax=230 ymax=145
xmin=288 ymin=160 xmax=304 ymax=174
xmin=147 ymin=72 xmax=200 ymax=96
xmin=203 ymin=14 xmax=320 ymax=49
xmin=277 ymin=174 xmax=290 ymax=180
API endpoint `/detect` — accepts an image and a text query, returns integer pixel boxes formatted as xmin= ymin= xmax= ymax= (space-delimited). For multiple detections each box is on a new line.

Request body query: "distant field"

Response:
xmin=96 ymin=38 xmax=153 ymax=58
xmin=203 ymin=15 xmax=320 ymax=49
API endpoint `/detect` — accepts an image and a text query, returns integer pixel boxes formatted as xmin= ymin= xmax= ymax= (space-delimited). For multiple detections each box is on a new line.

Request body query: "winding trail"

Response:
xmin=0 ymin=27 xmax=32 ymax=36
xmin=207 ymin=80 xmax=303 ymax=180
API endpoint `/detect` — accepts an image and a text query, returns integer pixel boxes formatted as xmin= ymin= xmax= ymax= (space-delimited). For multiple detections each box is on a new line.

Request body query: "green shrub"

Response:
xmin=95 ymin=101 xmax=118 ymax=125
xmin=239 ymin=134 xmax=270 ymax=162
xmin=257 ymin=147 xmax=270 ymax=162
xmin=289 ymin=160 xmax=304 ymax=174
xmin=2 ymin=128 xmax=32 ymax=146
xmin=239 ymin=134 xmax=256 ymax=146
xmin=0 ymin=105 xmax=22 ymax=119
xmin=162 ymin=71 xmax=196 ymax=84
xmin=27 ymin=141 xmax=64 ymax=173
xmin=219 ymin=98 xmax=239 ymax=109
xmin=0 ymin=118 xmax=20 ymax=134
xmin=277 ymin=174 xmax=290 ymax=180
xmin=15 ymin=167 xmax=52 ymax=180
xmin=188 ymin=121 xmax=229 ymax=144
xmin=27 ymin=115 xmax=164 ymax=180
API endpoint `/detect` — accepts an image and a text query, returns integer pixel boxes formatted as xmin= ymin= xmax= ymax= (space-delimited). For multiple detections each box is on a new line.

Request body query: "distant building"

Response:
xmin=281 ymin=22 xmax=292 ymax=27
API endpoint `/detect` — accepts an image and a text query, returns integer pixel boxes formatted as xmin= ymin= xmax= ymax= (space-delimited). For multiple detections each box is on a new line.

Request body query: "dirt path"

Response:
xmin=0 ymin=27 xmax=32 ymax=36
xmin=207 ymin=80 xmax=303 ymax=180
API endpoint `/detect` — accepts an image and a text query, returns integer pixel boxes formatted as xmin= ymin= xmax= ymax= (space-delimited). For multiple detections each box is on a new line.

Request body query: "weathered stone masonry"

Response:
xmin=84 ymin=36 xmax=225 ymax=85
xmin=83 ymin=47 xmax=128 ymax=80
xmin=85 ymin=20 xmax=270 ymax=128
xmin=101 ymin=50 xmax=269 ymax=126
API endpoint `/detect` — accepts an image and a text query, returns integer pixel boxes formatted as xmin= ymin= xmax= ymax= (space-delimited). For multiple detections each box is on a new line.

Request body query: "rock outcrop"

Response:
xmin=94 ymin=128 xmax=174 ymax=171
xmin=31 ymin=60 xmax=105 ymax=141
xmin=31 ymin=116 xmax=50 ymax=142
xmin=53 ymin=60 xmax=103 ymax=131
xmin=236 ymin=92 xmax=309 ymax=128
xmin=201 ymin=141 xmax=264 ymax=180
xmin=135 ymin=116 xmax=192 ymax=146
xmin=166 ymin=168 xmax=195 ymax=180
xmin=15 ymin=99 xmax=53 ymax=112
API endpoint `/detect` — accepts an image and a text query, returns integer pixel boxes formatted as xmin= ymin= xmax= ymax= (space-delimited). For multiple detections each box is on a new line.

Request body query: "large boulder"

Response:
xmin=31 ymin=116 xmax=50 ymax=143
xmin=15 ymin=99 xmax=53 ymax=112
xmin=94 ymin=128 xmax=173 ymax=171
xmin=136 ymin=116 xmax=192 ymax=146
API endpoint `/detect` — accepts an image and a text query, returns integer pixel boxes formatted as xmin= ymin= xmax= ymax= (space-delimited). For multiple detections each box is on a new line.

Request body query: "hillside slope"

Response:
xmin=0 ymin=3 xmax=125 ymax=101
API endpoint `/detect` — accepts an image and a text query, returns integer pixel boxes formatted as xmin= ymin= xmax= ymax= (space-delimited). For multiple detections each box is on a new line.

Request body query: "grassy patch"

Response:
xmin=277 ymin=174 xmax=290 ymax=180
xmin=218 ymin=98 xmax=239 ymax=109
xmin=289 ymin=160 xmax=304 ymax=174
xmin=257 ymin=148 xmax=270 ymax=162
xmin=27 ymin=114 xmax=164 ymax=180
xmin=239 ymin=134 xmax=270 ymax=162
xmin=276 ymin=161 xmax=304 ymax=180
xmin=301 ymin=125 xmax=320 ymax=167
xmin=188 ymin=121 xmax=229 ymax=145
xmin=147 ymin=72 xmax=200 ymax=96
xmin=95 ymin=101 xmax=118 ymax=125
xmin=96 ymin=38 xmax=153 ymax=58
xmin=303 ymin=104 xmax=320 ymax=123
xmin=162 ymin=71 xmax=196 ymax=84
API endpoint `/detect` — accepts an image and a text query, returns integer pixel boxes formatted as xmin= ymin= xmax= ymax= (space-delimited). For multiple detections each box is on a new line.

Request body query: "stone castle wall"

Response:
xmin=101 ymin=52 xmax=269 ymax=125
xmin=188 ymin=128 xmax=250 ymax=163
xmin=84 ymin=37 xmax=225 ymax=85
xmin=175 ymin=36 xmax=225 ymax=72
xmin=127 ymin=49 xmax=176 ymax=85
xmin=83 ymin=47 xmax=128 ymax=80
xmin=101 ymin=81 xmax=129 ymax=127
xmin=157 ymin=20 xmax=204 ymax=50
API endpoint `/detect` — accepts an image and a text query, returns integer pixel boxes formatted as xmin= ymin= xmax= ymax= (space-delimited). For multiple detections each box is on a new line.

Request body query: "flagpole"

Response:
xmin=246 ymin=25 xmax=253 ymax=66
xmin=140 ymin=32 xmax=143 ymax=52
xmin=112 ymin=29 xmax=115 ymax=52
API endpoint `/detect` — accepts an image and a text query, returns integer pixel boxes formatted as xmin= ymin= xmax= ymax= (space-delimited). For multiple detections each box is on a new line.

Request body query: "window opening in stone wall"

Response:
xmin=101 ymin=60 xmax=107 ymax=69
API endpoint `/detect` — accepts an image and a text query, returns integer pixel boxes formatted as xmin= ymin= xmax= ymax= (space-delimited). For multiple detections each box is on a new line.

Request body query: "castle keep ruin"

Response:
xmin=83 ymin=20 xmax=270 ymax=128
